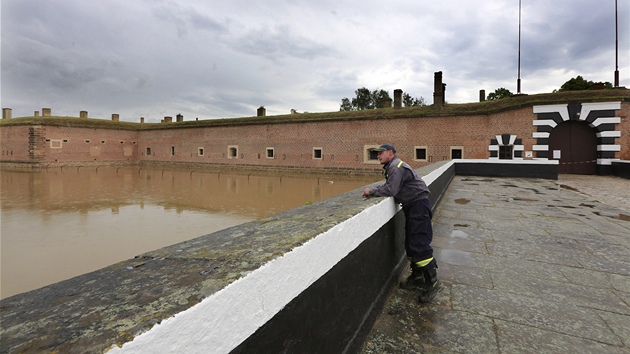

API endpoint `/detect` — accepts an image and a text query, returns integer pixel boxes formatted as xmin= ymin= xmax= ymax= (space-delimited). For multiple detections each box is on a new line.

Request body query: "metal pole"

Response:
xmin=615 ymin=0 xmax=619 ymax=87
xmin=517 ymin=0 xmax=522 ymax=94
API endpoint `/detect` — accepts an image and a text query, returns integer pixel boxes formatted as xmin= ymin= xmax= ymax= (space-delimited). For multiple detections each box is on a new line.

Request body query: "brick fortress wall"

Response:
xmin=1 ymin=99 xmax=629 ymax=171
xmin=137 ymin=107 xmax=537 ymax=169
xmin=1 ymin=125 xmax=139 ymax=165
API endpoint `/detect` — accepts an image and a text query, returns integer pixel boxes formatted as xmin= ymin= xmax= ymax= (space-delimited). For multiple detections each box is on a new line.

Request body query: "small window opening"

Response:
xmin=499 ymin=145 xmax=513 ymax=160
xmin=228 ymin=146 xmax=238 ymax=158
xmin=415 ymin=147 xmax=427 ymax=161
xmin=146 ymin=147 xmax=152 ymax=156
xmin=266 ymin=148 xmax=275 ymax=159
xmin=313 ymin=148 xmax=323 ymax=159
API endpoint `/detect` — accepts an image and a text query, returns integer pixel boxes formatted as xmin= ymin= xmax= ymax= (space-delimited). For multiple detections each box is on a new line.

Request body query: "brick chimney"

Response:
xmin=394 ymin=89 xmax=403 ymax=108
xmin=433 ymin=72 xmax=443 ymax=108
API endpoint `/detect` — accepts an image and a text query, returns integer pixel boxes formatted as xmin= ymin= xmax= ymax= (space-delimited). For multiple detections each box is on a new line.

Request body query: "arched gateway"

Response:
xmin=549 ymin=121 xmax=597 ymax=174
xmin=532 ymin=102 xmax=622 ymax=175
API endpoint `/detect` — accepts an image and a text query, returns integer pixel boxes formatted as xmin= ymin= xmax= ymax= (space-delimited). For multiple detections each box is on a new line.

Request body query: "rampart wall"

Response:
xmin=2 ymin=91 xmax=629 ymax=175
xmin=135 ymin=108 xmax=537 ymax=168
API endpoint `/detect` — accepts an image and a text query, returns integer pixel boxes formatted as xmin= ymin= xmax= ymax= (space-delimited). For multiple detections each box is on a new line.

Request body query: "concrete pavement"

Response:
xmin=362 ymin=175 xmax=630 ymax=353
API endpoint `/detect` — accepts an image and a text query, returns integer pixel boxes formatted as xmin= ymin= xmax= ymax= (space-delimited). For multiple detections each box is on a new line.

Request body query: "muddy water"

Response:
xmin=0 ymin=166 xmax=380 ymax=299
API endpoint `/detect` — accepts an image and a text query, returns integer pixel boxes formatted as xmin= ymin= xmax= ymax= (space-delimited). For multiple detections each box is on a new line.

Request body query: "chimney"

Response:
xmin=2 ymin=108 xmax=12 ymax=119
xmin=163 ymin=116 xmax=173 ymax=123
xmin=80 ymin=111 xmax=88 ymax=118
xmin=140 ymin=117 xmax=145 ymax=123
xmin=176 ymin=113 xmax=183 ymax=122
xmin=433 ymin=72 xmax=443 ymax=108
xmin=381 ymin=98 xmax=392 ymax=108
xmin=479 ymin=90 xmax=486 ymax=102
xmin=42 ymin=108 xmax=52 ymax=117
xmin=257 ymin=106 xmax=266 ymax=117
xmin=112 ymin=114 xmax=120 ymax=121
xmin=394 ymin=89 xmax=403 ymax=108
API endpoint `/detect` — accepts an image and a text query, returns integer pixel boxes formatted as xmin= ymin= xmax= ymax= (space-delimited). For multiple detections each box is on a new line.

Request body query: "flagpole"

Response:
xmin=614 ymin=0 xmax=619 ymax=87
xmin=517 ymin=0 xmax=522 ymax=94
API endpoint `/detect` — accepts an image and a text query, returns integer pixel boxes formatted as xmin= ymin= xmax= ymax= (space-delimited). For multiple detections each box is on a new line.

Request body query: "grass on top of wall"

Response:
xmin=2 ymin=89 xmax=629 ymax=131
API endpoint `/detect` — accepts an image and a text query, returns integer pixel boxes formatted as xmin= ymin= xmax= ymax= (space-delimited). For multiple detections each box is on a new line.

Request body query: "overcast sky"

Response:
xmin=2 ymin=0 xmax=628 ymax=122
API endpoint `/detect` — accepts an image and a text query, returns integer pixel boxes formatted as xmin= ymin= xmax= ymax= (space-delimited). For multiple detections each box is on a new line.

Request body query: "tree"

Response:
xmin=339 ymin=98 xmax=353 ymax=111
xmin=352 ymin=87 xmax=372 ymax=110
xmin=487 ymin=87 xmax=513 ymax=100
xmin=557 ymin=76 xmax=613 ymax=92
xmin=402 ymin=93 xmax=426 ymax=107
xmin=340 ymin=87 xmax=392 ymax=111
xmin=371 ymin=88 xmax=391 ymax=109
xmin=341 ymin=87 xmax=425 ymax=111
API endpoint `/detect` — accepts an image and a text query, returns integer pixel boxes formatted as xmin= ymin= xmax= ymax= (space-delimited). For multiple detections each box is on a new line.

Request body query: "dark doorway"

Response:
xmin=548 ymin=121 xmax=597 ymax=174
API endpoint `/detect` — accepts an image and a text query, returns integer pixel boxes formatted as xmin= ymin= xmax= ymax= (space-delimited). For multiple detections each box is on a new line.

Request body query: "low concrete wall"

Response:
xmin=611 ymin=160 xmax=630 ymax=179
xmin=454 ymin=159 xmax=559 ymax=180
xmin=0 ymin=160 xmax=555 ymax=353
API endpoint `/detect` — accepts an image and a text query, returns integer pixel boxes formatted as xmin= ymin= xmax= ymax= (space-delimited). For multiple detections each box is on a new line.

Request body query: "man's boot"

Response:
xmin=399 ymin=264 xmax=425 ymax=290
xmin=418 ymin=266 xmax=441 ymax=303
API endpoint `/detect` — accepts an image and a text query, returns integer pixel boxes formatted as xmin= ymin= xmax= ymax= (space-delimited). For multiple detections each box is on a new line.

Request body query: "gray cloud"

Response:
xmin=1 ymin=0 xmax=628 ymax=121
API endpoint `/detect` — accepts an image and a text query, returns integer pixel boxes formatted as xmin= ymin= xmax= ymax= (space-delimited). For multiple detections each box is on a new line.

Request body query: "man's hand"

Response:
xmin=362 ymin=188 xmax=371 ymax=198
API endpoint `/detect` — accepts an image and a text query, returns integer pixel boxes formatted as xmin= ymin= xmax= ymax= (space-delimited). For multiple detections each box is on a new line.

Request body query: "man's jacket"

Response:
xmin=370 ymin=156 xmax=429 ymax=206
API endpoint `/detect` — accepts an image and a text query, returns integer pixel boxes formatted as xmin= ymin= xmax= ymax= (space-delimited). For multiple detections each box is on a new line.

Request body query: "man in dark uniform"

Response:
xmin=362 ymin=144 xmax=440 ymax=303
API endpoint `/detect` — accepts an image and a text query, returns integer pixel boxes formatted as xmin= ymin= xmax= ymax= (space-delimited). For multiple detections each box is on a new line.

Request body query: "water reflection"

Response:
xmin=0 ymin=166 xmax=379 ymax=298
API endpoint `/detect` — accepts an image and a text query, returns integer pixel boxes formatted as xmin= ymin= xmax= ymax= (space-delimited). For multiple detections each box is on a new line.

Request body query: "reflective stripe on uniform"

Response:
xmin=415 ymin=257 xmax=434 ymax=268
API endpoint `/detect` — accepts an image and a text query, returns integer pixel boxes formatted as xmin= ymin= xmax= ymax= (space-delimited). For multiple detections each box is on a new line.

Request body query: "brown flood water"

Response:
xmin=0 ymin=166 xmax=380 ymax=299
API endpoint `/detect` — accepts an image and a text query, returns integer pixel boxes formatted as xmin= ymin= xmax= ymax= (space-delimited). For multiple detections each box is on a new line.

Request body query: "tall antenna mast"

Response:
xmin=614 ymin=0 xmax=619 ymax=87
xmin=517 ymin=0 xmax=522 ymax=94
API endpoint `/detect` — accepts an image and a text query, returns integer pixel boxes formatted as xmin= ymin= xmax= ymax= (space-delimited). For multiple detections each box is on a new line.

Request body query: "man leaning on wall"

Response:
xmin=362 ymin=144 xmax=441 ymax=303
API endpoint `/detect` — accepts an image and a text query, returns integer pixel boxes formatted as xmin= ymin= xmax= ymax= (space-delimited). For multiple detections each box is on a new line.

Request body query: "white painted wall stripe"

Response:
xmin=533 ymin=119 xmax=557 ymax=127
xmin=597 ymin=131 xmax=621 ymax=138
xmin=533 ymin=104 xmax=568 ymax=118
xmin=508 ymin=135 xmax=517 ymax=145
xmin=533 ymin=132 xmax=549 ymax=138
xmin=597 ymin=145 xmax=621 ymax=152
xmin=580 ymin=102 xmax=622 ymax=121
xmin=453 ymin=159 xmax=558 ymax=165
xmin=592 ymin=117 xmax=621 ymax=126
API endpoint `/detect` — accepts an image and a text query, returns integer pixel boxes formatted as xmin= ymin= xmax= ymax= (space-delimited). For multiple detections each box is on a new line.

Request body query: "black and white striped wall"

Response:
xmin=488 ymin=134 xmax=524 ymax=159
xmin=532 ymin=101 xmax=621 ymax=163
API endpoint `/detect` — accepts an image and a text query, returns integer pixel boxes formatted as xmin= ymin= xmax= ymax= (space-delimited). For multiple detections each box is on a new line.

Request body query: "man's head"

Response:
xmin=373 ymin=144 xmax=396 ymax=164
